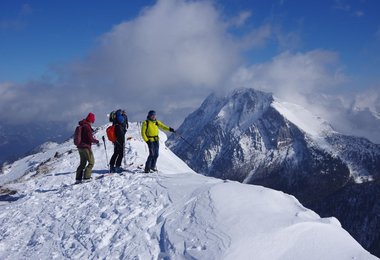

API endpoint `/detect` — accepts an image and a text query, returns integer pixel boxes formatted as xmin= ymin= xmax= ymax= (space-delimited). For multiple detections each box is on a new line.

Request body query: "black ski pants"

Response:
xmin=110 ymin=142 xmax=124 ymax=168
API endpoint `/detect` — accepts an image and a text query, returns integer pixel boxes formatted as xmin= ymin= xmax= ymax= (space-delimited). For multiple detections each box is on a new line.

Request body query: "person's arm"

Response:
xmin=156 ymin=120 xmax=170 ymax=131
xmin=87 ymin=125 xmax=99 ymax=144
xmin=157 ymin=121 xmax=175 ymax=132
xmin=125 ymin=115 xmax=129 ymax=129
xmin=141 ymin=121 xmax=149 ymax=142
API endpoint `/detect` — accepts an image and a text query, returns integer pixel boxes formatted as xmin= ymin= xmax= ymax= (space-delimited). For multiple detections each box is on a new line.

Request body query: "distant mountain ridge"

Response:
xmin=167 ymin=87 xmax=380 ymax=256
xmin=0 ymin=122 xmax=70 ymax=167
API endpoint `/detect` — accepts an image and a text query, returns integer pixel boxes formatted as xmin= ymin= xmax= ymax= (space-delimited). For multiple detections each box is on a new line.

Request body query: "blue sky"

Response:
xmin=0 ymin=0 xmax=379 ymax=143
xmin=0 ymin=0 xmax=154 ymax=82
xmin=1 ymin=0 xmax=379 ymax=84
xmin=225 ymin=0 xmax=380 ymax=86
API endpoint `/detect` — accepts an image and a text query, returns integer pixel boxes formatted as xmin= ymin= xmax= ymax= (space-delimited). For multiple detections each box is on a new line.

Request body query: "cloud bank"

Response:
xmin=0 ymin=0 xmax=379 ymax=143
xmin=1 ymin=0 xmax=242 ymax=127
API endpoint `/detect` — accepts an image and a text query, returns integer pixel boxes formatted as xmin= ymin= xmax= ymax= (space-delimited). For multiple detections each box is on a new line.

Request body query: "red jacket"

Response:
xmin=77 ymin=119 xmax=99 ymax=150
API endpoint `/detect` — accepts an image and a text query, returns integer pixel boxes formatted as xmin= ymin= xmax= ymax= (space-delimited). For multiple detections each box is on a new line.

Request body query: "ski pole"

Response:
xmin=140 ymin=121 xmax=147 ymax=153
xmin=123 ymin=140 xmax=127 ymax=166
xmin=102 ymin=136 xmax=109 ymax=167
xmin=176 ymin=133 xmax=197 ymax=150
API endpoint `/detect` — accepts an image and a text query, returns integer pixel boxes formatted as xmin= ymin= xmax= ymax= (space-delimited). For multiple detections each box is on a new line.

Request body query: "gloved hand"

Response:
xmin=169 ymin=127 xmax=175 ymax=133
xmin=97 ymin=142 xmax=101 ymax=147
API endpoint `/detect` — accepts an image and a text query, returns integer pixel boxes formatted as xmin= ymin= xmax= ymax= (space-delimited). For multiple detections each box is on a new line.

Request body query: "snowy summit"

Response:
xmin=0 ymin=123 xmax=376 ymax=259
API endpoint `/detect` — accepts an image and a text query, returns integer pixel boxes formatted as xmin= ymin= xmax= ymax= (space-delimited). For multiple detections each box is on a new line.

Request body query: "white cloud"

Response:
xmin=230 ymin=11 xmax=252 ymax=27
xmin=354 ymin=87 xmax=380 ymax=117
xmin=239 ymin=24 xmax=272 ymax=50
xmin=313 ymin=89 xmax=380 ymax=143
xmin=229 ymin=50 xmax=346 ymax=102
xmin=97 ymin=0 xmax=238 ymax=89
xmin=0 ymin=0 xmax=242 ymax=126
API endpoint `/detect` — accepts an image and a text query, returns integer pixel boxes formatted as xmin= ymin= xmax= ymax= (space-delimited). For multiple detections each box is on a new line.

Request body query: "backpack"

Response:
xmin=106 ymin=125 xmax=117 ymax=143
xmin=109 ymin=109 xmax=124 ymax=124
xmin=145 ymin=120 xmax=158 ymax=128
xmin=109 ymin=111 xmax=117 ymax=123
xmin=74 ymin=125 xmax=82 ymax=146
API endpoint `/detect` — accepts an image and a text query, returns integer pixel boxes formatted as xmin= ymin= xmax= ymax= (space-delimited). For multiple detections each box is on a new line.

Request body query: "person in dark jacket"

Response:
xmin=110 ymin=110 xmax=128 ymax=173
xmin=75 ymin=112 xmax=99 ymax=183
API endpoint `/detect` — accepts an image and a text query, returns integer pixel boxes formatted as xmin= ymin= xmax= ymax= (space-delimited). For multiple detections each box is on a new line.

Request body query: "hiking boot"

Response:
xmin=82 ymin=177 xmax=92 ymax=183
xmin=144 ymin=168 xmax=150 ymax=173
xmin=116 ymin=167 xmax=125 ymax=173
xmin=151 ymin=168 xmax=158 ymax=172
xmin=75 ymin=179 xmax=82 ymax=184
xmin=110 ymin=166 xmax=116 ymax=173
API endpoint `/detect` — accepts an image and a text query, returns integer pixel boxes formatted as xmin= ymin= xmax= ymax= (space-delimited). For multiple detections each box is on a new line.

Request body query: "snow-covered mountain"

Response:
xmin=0 ymin=123 xmax=376 ymax=259
xmin=167 ymin=88 xmax=380 ymax=194
xmin=167 ymin=88 xmax=380 ymax=256
xmin=0 ymin=122 xmax=71 ymax=167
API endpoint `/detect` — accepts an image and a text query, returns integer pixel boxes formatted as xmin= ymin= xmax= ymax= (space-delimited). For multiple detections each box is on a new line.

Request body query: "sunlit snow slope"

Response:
xmin=0 ymin=123 xmax=376 ymax=259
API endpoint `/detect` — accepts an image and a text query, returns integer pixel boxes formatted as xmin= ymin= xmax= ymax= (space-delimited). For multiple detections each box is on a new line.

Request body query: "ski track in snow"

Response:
xmin=0 ymin=166 xmax=227 ymax=259
xmin=0 ymin=123 xmax=377 ymax=260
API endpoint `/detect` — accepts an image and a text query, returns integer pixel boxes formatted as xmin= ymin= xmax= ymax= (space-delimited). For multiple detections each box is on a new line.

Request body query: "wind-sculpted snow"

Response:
xmin=0 ymin=123 xmax=376 ymax=259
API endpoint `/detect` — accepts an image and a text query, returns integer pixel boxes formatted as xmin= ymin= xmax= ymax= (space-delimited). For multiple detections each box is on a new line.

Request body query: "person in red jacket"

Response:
xmin=75 ymin=112 xmax=99 ymax=183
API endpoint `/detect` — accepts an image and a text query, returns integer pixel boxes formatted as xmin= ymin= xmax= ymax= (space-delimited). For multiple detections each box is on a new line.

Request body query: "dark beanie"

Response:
xmin=148 ymin=110 xmax=156 ymax=117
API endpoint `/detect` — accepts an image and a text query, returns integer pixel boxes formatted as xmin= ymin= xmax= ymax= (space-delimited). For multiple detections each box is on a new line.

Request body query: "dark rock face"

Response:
xmin=306 ymin=183 xmax=380 ymax=256
xmin=325 ymin=134 xmax=380 ymax=181
xmin=167 ymin=88 xmax=380 ymax=257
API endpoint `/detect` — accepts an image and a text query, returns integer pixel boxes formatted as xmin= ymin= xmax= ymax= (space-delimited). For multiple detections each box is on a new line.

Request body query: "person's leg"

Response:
xmin=110 ymin=145 xmax=118 ymax=172
xmin=84 ymin=149 xmax=94 ymax=179
xmin=115 ymin=144 xmax=124 ymax=167
xmin=76 ymin=149 xmax=86 ymax=181
xmin=151 ymin=141 xmax=159 ymax=170
xmin=144 ymin=142 xmax=154 ymax=172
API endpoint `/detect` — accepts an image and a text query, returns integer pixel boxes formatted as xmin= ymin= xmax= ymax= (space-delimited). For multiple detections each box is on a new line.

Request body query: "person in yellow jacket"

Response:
xmin=141 ymin=110 xmax=175 ymax=173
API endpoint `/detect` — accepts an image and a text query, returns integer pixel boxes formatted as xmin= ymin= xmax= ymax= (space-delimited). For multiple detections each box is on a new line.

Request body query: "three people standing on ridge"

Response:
xmin=75 ymin=112 xmax=100 ymax=183
xmin=75 ymin=109 xmax=174 ymax=182
xmin=110 ymin=109 xmax=129 ymax=173
xmin=141 ymin=110 xmax=175 ymax=173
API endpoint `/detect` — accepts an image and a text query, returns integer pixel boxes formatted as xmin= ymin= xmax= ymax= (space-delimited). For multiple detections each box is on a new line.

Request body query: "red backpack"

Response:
xmin=73 ymin=125 xmax=82 ymax=146
xmin=106 ymin=125 xmax=117 ymax=143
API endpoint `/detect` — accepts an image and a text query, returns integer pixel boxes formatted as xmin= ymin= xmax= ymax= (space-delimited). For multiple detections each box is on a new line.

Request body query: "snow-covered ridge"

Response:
xmin=272 ymin=98 xmax=380 ymax=183
xmin=0 ymin=123 xmax=376 ymax=259
xmin=272 ymin=99 xmax=335 ymax=138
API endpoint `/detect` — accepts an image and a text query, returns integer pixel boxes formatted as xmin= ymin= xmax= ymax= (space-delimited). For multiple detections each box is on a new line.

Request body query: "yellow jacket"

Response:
xmin=141 ymin=119 xmax=170 ymax=142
